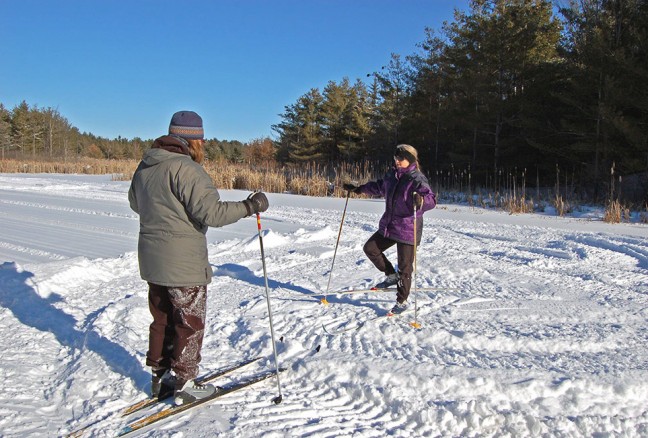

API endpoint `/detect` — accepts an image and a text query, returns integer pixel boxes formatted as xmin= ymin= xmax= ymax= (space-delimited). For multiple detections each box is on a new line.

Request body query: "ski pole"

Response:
xmin=256 ymin=212 xmax=283 ymax=404
xmin=321 ymin=189 xmax=351 ymax=305
xmin=410 ymin=193 xmax=421 ymax=329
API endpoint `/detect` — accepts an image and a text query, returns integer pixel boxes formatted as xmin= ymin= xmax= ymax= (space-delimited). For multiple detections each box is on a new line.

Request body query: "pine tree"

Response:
xmin=346 ymin=79 xmax=375 ymax=159
xmin=0 ymin=104 xmax=13 ymax=159
xmin=273 ymin=89 xmax=325 ymax=162
xmin=407 ymin=28 xmax=449 ymax=171
xmin=320 ymin=78 xmax=355 ymax=161
xmin=369 ymin=54 xmax=412 ymax=158
xmin=440 ymin=0 xmax=562 ymax=179
xmin=559 ymin=0 xmax=648 ymax=198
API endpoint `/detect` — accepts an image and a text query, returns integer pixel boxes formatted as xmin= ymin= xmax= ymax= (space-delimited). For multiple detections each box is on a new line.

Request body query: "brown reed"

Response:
xmin=604 ymin=199 xmax=622 ymax=223
xmin=3 ymin=158 xmax=645 ymax=225
xmin=0 ymin=158 xmax=139 ymax=178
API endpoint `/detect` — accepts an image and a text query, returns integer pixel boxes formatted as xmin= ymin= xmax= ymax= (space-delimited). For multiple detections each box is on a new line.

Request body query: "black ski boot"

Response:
xmin=151 ymin=369 xmax=176 ymax=398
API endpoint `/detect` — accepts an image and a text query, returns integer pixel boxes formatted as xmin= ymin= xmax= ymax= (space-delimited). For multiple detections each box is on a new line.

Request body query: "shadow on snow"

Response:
xmin=0 ymin=261 xmax=149 ymax=390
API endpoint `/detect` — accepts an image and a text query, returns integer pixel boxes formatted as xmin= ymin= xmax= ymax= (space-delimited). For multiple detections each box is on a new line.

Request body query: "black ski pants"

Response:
xmin=363 ymin=232 xmax=415 ymax=304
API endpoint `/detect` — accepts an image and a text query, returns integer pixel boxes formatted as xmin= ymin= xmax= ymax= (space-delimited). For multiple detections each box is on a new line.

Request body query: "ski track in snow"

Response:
xmin=0 ymin=174 xmax=647 ymax=437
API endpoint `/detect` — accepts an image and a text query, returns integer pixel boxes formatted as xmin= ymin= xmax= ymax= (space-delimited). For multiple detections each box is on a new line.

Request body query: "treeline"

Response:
xmin=2 ymin=0 xmax=647 ymax=204
xmin=272 ymin=0 xmax=648 ymax=203
xmin=0 ymin=101 xmax=259 ymax=163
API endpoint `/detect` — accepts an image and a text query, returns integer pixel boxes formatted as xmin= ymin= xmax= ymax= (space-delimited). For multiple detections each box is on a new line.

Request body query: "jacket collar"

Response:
xmin=395 ymin=163 xmax=416 ymax=178
xmin=152 ymin=135 xmax=191 ymax=156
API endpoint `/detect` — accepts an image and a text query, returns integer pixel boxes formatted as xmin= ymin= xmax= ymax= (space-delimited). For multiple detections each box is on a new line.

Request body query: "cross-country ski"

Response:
xmin=322 ymin=306 xmax=421 ymax=336
xmin=118 ymin=369 xmax=286 ymax=436
xmin=309 ymin=285 xmax=458 ymax=299
xmin=65 ymin=357 xmax=261 ymax=437
xmin=121 ymin=356 xmax=260 ymax=417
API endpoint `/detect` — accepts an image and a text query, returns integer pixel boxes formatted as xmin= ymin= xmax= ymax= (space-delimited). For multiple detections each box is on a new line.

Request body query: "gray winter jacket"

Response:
xmin=128 ymin=143 xmax=249 ymax=286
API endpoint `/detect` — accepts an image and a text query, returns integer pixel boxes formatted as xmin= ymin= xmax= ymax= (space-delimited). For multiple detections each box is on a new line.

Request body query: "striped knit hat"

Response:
xmin=169 ymin=111 xmax=204 ymax=140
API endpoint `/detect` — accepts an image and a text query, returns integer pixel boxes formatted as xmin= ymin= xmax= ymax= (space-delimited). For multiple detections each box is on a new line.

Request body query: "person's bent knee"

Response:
xmin=363 ymin=240 xmax=378 ymax=257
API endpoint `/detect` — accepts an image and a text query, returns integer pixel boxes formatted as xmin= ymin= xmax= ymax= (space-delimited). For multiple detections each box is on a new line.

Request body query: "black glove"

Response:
xmin=343 ymin=183 xmax=361 ymax=193
xmin=243 ymin=192 xmax=269 ymax=216
xmin=413 ymin=193 xmax=424 ymax=209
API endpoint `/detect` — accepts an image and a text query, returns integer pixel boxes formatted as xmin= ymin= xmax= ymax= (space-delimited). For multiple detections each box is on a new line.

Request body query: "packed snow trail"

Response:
xmin=0 ymin=174 xmax=647 ymax=437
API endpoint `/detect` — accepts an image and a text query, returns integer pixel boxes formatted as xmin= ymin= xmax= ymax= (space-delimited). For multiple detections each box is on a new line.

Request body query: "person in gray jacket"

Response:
xmin=128 ymin=110 xmax=269 ymax=405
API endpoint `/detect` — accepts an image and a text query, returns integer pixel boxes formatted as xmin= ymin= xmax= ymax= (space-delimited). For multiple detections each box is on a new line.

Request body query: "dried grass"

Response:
xmin=2 ymin=158 xmax=646 ymax=226
xmin=503 ymin=195 xmax=534 ymax=214
xmin=604 ymin=200 xmax=621 ymax=223
xmin=0 ymin=158 xmax=138 ymax=177
xmin=553 ymin=195 xmax=571 ymax=217
xmin=1 ymin=158 xmax=383 ymax=198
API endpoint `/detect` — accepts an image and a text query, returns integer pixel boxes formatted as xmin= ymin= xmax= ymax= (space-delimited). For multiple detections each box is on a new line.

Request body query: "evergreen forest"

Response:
xmin=272 ymin=0 xmax=648 ymax=203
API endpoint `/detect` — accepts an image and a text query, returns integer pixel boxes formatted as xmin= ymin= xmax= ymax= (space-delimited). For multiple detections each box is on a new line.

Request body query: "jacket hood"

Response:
xmin=155 ymin=134 xmax=191 ymax=154
xmin=142 ymin=135 xmax=192 ymax=165
xmin=142 ymin=145 xmax=190 ymax=166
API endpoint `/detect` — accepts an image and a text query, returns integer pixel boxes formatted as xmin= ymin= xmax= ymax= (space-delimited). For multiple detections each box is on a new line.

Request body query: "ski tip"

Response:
xmin=117 ymin=427 xmax=132 ymax=437
xmin=315 ymin=344 xmax=321 ymax=352
xmin=370 ymin=287 xmax=378 ymax=290
xmin=272 ymin=395 xmax=283 ymax=405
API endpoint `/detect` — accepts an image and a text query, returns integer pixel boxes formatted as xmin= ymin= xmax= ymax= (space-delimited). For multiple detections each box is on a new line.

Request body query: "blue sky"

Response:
xmin=1 ymin=0 xmax=468 ymax=142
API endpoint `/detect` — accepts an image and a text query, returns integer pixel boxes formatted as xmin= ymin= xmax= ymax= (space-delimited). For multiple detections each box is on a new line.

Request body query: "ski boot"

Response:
xmin=374 ymin=273 xmax=400 ymax=289
xmin=151 ymin=369 xmax=176 ymax=398
xmin=389 ymin=301 xmax=408 ymax=315
xmin=174 ymin=379 xmax=217 ymax=405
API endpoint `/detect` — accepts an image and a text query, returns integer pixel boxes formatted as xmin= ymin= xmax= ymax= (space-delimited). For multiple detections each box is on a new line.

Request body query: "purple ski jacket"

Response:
xmin=358 ymin=163 xmax=436 ymax=245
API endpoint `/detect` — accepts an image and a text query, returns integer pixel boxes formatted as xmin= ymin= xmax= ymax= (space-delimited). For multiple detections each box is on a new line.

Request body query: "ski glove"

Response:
xmin=243 ymin=191 xmax=269 ymax=216
xmin=342 ymin=183 xmax=361 ymax=194
xmin=413 ymin=193 xmax=424 ymax=209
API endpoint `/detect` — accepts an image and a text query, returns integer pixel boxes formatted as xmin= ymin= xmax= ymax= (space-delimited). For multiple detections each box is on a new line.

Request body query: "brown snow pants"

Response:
xmin=363 ymin=232 xmax=415 ymax=304
xmin=146 ymin=283 xmax=207 ymax=383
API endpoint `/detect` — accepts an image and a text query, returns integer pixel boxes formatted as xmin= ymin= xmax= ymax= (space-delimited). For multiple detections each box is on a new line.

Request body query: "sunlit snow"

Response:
xmin=0 ymin=173 xmax=647 ymax=437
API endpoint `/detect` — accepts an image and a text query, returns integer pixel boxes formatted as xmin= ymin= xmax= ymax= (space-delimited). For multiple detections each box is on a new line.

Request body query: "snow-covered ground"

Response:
xmin=1 ymin=173 xmax=647 ymax=437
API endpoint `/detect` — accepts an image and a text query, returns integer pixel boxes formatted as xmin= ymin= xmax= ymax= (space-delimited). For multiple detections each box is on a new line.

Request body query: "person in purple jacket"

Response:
xmin=343 ymin=144 xmax=437 ymax=314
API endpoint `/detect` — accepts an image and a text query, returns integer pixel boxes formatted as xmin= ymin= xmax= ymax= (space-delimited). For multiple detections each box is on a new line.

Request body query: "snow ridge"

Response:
xmin=0 ymin=174 xmax=647 ymax=437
